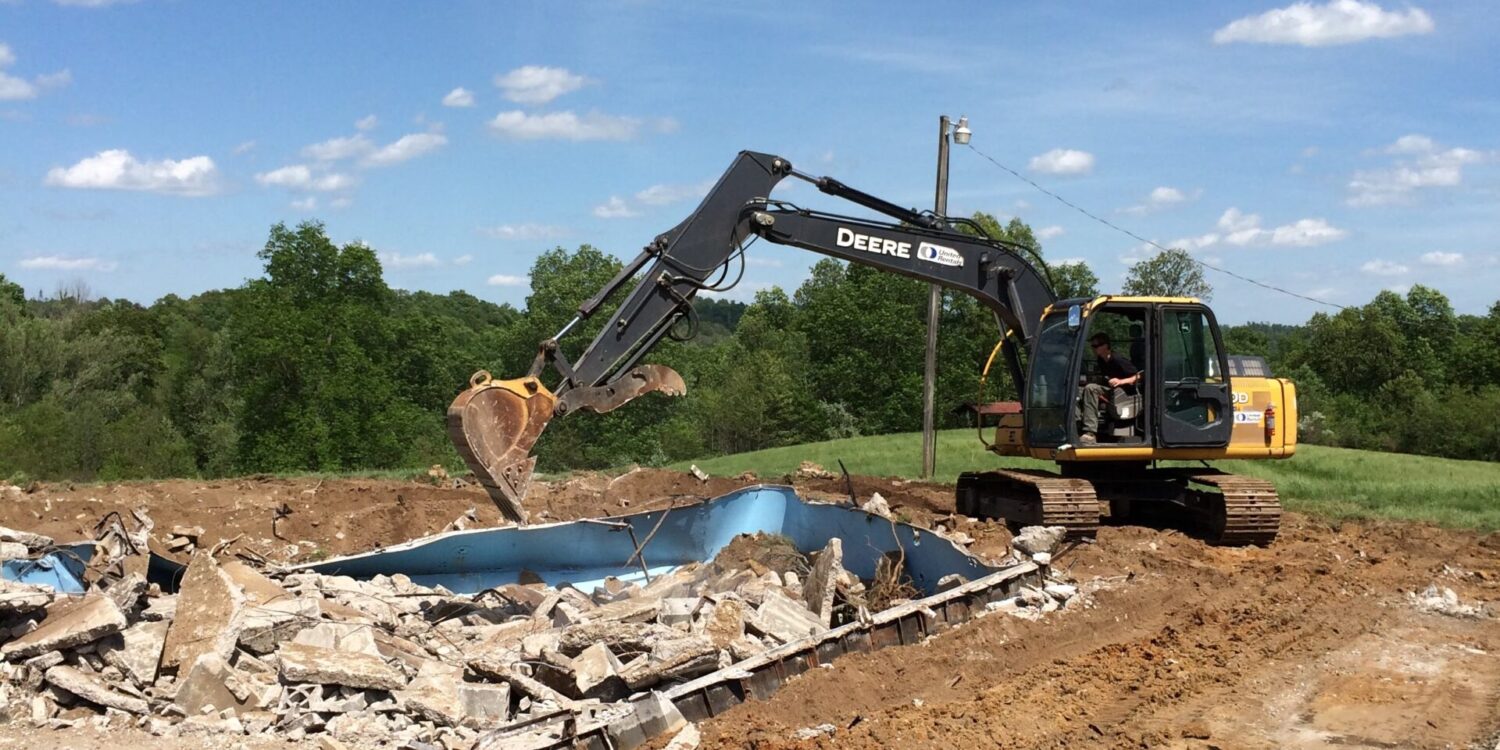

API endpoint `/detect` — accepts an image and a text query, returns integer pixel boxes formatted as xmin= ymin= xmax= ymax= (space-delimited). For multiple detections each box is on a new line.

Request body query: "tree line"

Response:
xmin=0 ymin=217 xmax=1494 ymax=483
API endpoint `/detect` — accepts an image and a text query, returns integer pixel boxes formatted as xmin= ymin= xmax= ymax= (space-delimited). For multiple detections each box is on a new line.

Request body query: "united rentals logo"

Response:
xmin=917 ymin=242 xmax=963 ymax=268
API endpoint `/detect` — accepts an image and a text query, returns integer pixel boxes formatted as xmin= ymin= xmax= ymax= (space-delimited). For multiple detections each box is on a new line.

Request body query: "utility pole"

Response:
xmin=921 ymin=117 xmax=949 ymax=479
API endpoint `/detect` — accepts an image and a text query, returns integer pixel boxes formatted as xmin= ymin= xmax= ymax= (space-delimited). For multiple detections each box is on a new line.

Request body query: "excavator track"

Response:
xmin=1189 ymin=472 xmax=1282 ymax=546
xmin=956 ymin=469 xmax=1100 ymax=538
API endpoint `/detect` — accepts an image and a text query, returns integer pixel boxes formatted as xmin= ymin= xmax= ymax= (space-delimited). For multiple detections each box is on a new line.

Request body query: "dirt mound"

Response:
xmin=711 ymin=532 xmax=809 ymax=577
xmin=3 ymin=469 xmax=1499 ymax=749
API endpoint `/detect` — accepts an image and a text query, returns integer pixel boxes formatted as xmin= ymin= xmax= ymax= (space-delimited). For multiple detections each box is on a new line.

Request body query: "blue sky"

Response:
xmin=1 ymin=1 xmax=1496 ymax=323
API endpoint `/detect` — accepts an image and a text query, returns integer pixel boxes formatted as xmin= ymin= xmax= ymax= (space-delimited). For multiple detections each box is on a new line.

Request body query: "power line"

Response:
xmin=962 ymin=142 xmax=1348 ymax=311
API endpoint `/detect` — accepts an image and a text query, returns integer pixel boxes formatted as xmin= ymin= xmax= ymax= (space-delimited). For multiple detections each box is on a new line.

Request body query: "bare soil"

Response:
xmin=3 ymin=468 xmax=1499 ymax=749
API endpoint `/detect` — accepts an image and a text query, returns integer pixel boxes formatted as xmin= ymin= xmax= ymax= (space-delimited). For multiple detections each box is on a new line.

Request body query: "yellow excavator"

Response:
xmin=449 ymin=151 xmax=1296 ymax=545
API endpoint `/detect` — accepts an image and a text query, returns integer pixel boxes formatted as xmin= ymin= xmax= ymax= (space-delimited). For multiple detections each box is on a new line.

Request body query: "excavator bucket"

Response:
xmin=446 ymin=372 xmax=557 ymax=523
xmin=446 ymin=365 xmax=687 ymax=523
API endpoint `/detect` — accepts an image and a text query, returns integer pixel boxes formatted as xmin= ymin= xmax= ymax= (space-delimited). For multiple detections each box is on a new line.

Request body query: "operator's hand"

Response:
xmin=1107 ymin=377 xmax=1124 ymax=388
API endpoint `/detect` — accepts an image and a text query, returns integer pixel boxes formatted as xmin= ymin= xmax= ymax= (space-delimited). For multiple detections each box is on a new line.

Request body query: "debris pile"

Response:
xmin=0 ymin=521 xmax=947 ymax=749
xmin=1408 ymin=583 xmax=1490 ymax=619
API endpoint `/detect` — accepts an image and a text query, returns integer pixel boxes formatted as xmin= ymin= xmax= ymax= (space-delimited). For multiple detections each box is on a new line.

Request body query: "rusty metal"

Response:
xmin=554 ymin=364 xmax=686 ymax=417
xmin=446 ymin=371 xmax=557 ymax=523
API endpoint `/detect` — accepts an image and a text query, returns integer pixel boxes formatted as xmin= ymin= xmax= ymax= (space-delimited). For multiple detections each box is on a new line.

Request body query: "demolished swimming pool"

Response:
xmin=1 ymin=485 xmax=1083 ymax=749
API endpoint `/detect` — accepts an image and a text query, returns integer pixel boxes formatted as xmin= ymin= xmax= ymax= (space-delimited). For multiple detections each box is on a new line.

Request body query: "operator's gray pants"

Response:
xmin=1079 ymin=382 xmax=1109 ymax=435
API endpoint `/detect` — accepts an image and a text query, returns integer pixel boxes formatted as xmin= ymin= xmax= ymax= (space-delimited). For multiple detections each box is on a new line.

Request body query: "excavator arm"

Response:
xmin=450 ymin=150 xmax=1057 ymax=521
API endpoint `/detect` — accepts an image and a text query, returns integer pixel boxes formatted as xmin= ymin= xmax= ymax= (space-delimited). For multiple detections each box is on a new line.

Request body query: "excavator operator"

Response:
xmin=1078 ymin=333 xmax=1140 ymax=445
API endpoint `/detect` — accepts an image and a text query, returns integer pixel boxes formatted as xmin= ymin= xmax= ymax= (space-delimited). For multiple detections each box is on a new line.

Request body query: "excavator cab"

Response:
xmin=1022 ymin=297 xmax=1232 ymax=453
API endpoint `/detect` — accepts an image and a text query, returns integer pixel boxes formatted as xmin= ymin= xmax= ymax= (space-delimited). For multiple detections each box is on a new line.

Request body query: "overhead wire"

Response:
xmin=961 ymin=142 xmax=1348 ymax=311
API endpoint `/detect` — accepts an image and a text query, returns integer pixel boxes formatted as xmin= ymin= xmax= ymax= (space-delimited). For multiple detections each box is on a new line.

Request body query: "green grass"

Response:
xmin=674 ymin=430 xmax=1500 ymax=531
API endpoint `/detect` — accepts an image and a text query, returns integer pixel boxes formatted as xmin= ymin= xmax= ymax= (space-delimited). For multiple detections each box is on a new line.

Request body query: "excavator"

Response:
xmin=449 ymin=151 xmax=1296 ymax=545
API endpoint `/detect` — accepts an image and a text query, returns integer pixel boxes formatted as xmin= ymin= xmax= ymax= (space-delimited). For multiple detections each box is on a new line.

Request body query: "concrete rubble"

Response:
xmin=0 ymin=522 xmax=944 ymax=749
xmin=0 ymin=503 xmax=1085 ymax=749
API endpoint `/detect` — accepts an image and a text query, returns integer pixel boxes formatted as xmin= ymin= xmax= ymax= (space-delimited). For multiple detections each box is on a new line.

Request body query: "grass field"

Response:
xmin=674 ymin=430 xmax=1500 ymax=531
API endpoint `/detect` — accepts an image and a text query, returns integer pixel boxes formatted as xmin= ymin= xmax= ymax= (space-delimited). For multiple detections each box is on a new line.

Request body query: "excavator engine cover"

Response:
xmin=447 ymin=372 xmax=556 ymax=523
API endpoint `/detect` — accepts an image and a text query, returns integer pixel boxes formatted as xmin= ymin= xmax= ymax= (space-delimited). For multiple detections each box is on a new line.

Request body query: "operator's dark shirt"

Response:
xmin=1097 ymin=353 xmax=1139 ymax=393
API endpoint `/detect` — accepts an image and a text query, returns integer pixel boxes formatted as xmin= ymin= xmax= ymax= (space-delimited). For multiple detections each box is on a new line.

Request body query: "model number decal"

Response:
xmin=1231 ymin=391 xmax=1250 ymax=404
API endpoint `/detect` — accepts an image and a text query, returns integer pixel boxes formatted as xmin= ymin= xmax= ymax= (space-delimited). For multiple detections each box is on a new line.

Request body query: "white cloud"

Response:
xmin=487 ymin=274 xmax=527 ymax=287
xmin=1121 ymin=186 xmax=1192 ymax=215
xmin=1028 ymin=148 xmax=1094 ymax=175
xmin=355 ymin=114 xmax=378 ymax=131
xmin=592 ymin=196 xmax=638 ymax=219
xmin=1348 ymin=135 xmax=1488 ymax=206
xmin=1213 ymin=1 xmax=1434 ymax=47
xmin=1214 ymin=207 xmax=1348 ymax=247
xmin=634 ymin=180 xmax=712 ymax=206
xmin=19 ymin=255 xmax=117 ymax=272
xmin=362 ymin=132 xmax=448 ymax=167
xmin=479 ymin=223 xmax=568 ymax=240
xmin=302 ymin=133 xmax=374 ymax=162
xmin=330 ymin=196 xmax=353 ymax=209
xmin=0 ymin=44 xmax=13 ymax=68
xmin=35 ymin=69 xmax=70 ymax=90
xmin=1271 ymin=218 xmax=1348 ymax=246
xmin=442 ymin=87 xmax=475 ymax=108
xmin=453 ymin=254 xmax=473 ymax=266
xmin=254 ymin=164 xmax=356 ymax=192
xmin=380 ymin=252 xmax=440 ymax=269
xmin=52 ymin=0 xmax=139 ymax=6
xmin=0 ymin=71 xmax=33 ymax=100
xmin=290 ymin=196 xmax=317 ymax=211
xmin=1361 ymin=259 xmax=1409 ymax=276
xmin=232 ymin=140 xmax=256 ymax=155
xmin=1036 ymin=225 xmax=1066 ymax=240
xmin=45 ymin=149 xmax=220 ymax=196
xmin=1169 ymin=233 xmax=1222 ymax=252
xmin=488 ymin=110 xmax=642 ymax=141
xmin=1420 ymin=251 xmax=1463 ymax=267
xmin=493 ymin=66 xmax=586 ymax=105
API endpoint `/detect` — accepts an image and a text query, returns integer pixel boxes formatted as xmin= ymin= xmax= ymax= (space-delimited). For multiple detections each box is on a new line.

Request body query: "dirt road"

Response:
xmin=3 ymin=469 xmax=1497 ymax=749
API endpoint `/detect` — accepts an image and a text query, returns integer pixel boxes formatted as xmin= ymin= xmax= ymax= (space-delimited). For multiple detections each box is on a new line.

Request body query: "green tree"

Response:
xmin=229 ymin=222 xmax=424 ymax=472
xmin=1123 ymin=248 xmax=1212 ymax=300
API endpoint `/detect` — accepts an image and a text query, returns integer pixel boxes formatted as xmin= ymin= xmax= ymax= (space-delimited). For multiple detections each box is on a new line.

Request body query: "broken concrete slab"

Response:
xmin=239 ymin=596 xmax=322 ymax=654
xmin=620 ymin=635 xmax=719 ymax=689
xmin=702 ymin=598 xmax=746 ymax=649
xmin=802 ymin=537 xmax=843 ymax=628
xmin=174 ymin=653 xmax=278 ymax=716
xmin=0 ymin=578 xmax=53 ymax=614
xmin=750 ymin=590 xmax=826 ymax=643
xmin=658 ymin=597 xmax=700 ymax=628
xmin=278 ymin=642 xmax=406 ymax=691
xmin=99 ymin=619 xmax=168 ymax=687
xmin=861 ymin=492 xmax=892 ymax=518
xmin=458 ymin=683 xmax=510 ymax=728
xmin=571 ymin=642 xmax=624 ymax=696
xmin=44 ymin=665 xmax=148 ymax=714
xmin=0 ymin=541 xmax=28 ymax=560
xmin=581 ymin=595 xmax=661 ymax=625
xmin=396 ymin=660 xmax=466 ymax=727
xmin=664 ymin=722 xmax=701 ymax=750
xmin=604 ymin=691 xmax=688 ymax=749
xmin=161 ymin=553 xmax=246 ymax=670
xmin=0 ymin=525 xmax=52 ymax=549
xmin=1011 ymin=526 xmax=1067 ymax=557
xmin=291 ymin=621 xmax=382 ymax=656
xmin=2 ymin=593 xmax=126 ymax=660
xmin=556 ymin=621 xmax=681 ymax=656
